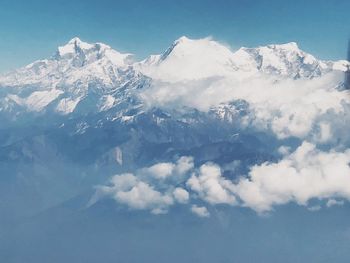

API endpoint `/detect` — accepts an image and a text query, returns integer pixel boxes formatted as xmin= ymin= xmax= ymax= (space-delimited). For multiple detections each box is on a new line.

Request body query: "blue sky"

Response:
xmin=0 ymin=0 xmax=349 ymax=73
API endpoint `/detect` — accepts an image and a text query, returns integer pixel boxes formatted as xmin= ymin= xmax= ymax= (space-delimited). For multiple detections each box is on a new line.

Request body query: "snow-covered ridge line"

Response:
xmin=0 ymin=36 xmax=348 ymax=115
xmin=1 ymin=35 xmax=349 ymax=85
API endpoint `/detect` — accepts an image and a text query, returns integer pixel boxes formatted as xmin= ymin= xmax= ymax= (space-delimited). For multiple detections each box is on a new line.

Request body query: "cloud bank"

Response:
xmin=140 ymin=72 xmax=350 ymax=142
xmin=91 ymin=141 xmax=350 ymax=216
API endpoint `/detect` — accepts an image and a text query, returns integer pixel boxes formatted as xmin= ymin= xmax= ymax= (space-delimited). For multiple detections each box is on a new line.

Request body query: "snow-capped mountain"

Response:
xmin=0 ymin=37 xmax=133 ymax=88
xmin=137 ymin=36 xmax=349 ymax=81
xmin=136 ymin=36 xmax=239 ymax=81
xmin=0 ymin=37 xmax=143 ymax=115
xmin=0 ymin=36 xmax=348 ymax=118
xmin=232 ymin=42 xmax=348 ymax=78
xmin=1 ymin=36 xmax=350 ymax=236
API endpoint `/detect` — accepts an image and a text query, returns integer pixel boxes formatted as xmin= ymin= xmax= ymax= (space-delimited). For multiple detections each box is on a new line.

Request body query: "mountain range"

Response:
xmin=0 ymin=35 xmax=349 ymax=222
xmin=0 ymin=36 xmax=348 ymax=116
xmin=1 ymin=36 xmax=350 ymax=263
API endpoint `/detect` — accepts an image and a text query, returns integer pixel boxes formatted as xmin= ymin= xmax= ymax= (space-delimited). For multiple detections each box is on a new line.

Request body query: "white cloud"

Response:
xmin=315 ymin=122 xmax=332 ymax=143
xmin=326 ymin=199 xmax=344 ymax=208
xmin=141 ymin=162 xmax=175 ymax=180
xmin=95 ymin=173 xmax=174 ymax=214
xmin=191 ymin=205 xmax=210 ymax=218
xmin=90 ymin=157 xmax=194 ymax=214
xmin=115 ymin=179 xmax=173 ymax=212
xmin=140 ymin=70 xmax=350 ymax=142
xmin=92 ymin=145 xmax=350 ymax=216
xmin=140 ymin=156 xmax=194 ymax=182
xmin=187 ymin=163 xmax=236 ymax=205
xmin=278 ymin=146 xmax=291 ymax=156
xmin=173 ymin=187 xmax=189 ymax=204
xmin=174 ymin=156 xmax=194 ymax=176
xmin=233 ymin=142 xmax=350 ymax=213
xmin=110 ymin=173 xmax=137 ymax=190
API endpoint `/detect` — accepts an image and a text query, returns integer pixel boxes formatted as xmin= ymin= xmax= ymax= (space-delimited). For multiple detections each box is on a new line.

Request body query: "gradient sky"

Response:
xmin=0 ymin=0 xmax=349 ymax=73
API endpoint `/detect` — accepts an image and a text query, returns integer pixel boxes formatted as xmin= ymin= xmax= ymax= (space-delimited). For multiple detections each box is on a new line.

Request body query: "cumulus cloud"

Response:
xmin=89 ymin=157 xmax=194 ymax=214
xmin=187 ymin=163 xmax=236 ymax=205
xmin=141 ymin=162 xmax=175 ymax=180
xmin=326 ymin=199 xmax=344 ymax=208
xmin=91 ymin=143 xmax=350 ymax=216
xmin=173 ymin=156 xmax=195 ymax=175
xmin=114 ymin=180 xmax=173 ymax=213
xmin=173 ymin=187 xmax=189 ymax=204
xmin=191 ymin=205 xmax=210 ymax=218
xmin=234 ymin=142 xmax=350 ymax=213
xmin=140 ymin=156 xmax=194 ymax=182
xmin=278 ymin=145 xmax=291 ymax=156
xmin=95 ymin=173 xmax=173 ymax=214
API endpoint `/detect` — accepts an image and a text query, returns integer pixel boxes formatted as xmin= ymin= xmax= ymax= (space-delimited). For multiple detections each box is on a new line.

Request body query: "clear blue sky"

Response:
xmin=0 ymin=0 xmax=349 ymax=73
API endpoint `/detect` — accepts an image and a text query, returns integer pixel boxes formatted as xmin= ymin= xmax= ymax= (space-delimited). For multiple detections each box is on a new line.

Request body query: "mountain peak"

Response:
xmin=174 ymin=36 xmax=191 ymax=44
xmin=267 ymin=42 xmax=300 ymax=51
xmin=53 ymin=37 xmax=132 ymax=68
xmin=158 ymin=36 xmax=194 ymax=61
xmin=139 ymin=36 xmax=238 ymax=81
xmin=160 ymin=36 xmax=230 ymax=60
xmin=67 ymin=37 xmax=82 ymax=44
xmin=57 ymin=37 xmax=94 ymax=57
